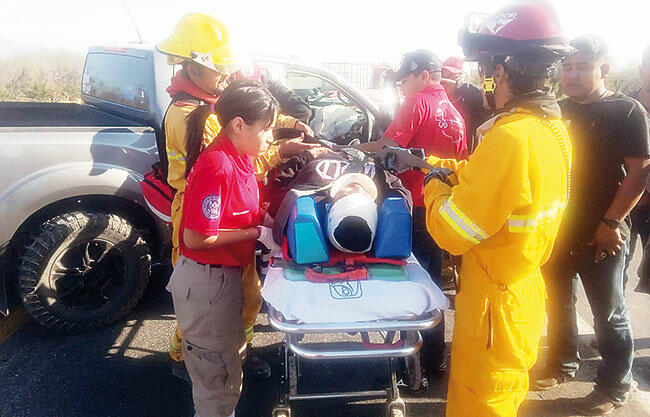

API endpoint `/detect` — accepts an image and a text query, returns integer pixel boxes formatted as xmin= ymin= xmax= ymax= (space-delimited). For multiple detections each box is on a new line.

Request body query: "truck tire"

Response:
xmin=17 ymin=211 xmax=151 ymax=333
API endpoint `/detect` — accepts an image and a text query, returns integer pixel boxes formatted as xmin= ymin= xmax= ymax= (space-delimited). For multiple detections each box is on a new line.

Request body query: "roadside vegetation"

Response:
xmin=0 ymin=49 xmax=84 ymax=103
xmin=0 ymin=49 xmax=643 ymax=103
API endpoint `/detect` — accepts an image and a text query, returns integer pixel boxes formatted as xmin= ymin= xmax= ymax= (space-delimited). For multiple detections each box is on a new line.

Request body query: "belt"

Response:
xmin=196 ymin=262 xmax=223 ymax=268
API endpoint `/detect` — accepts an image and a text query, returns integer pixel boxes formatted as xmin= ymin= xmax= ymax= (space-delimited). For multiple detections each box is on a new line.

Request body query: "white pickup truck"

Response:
xmin=0 ymin=44 xmax=395 ymax=332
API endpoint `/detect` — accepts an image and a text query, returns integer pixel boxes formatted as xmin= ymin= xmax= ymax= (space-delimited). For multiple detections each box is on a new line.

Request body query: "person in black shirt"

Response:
xmin=629 ymin=45 xmax=650 ymax=294
xmin=532 ymin=36 xmax=650 ymax=415
xmin=440 ymin=57 xmax=492 ymax=154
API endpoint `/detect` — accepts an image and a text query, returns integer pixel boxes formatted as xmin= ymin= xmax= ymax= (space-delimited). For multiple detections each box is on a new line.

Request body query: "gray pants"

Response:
xmin=167 ymin=256 xmax=246 ymax=417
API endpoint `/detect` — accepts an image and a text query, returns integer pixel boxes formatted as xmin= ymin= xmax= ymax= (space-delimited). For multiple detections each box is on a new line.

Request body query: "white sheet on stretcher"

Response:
xmin=261 ymin=255 xmax=450 ymax=323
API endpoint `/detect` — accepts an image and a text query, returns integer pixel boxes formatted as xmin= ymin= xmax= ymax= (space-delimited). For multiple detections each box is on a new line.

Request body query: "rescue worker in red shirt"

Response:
xmin=166 ymin=80 xmax=278 ymax=417
xmin=353 ymin=49 xmax=468 ymax=377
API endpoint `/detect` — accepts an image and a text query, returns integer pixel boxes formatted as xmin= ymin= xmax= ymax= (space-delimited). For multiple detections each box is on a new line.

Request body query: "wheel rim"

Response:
xmin=49 ymin=239 xmax=127 ymax=310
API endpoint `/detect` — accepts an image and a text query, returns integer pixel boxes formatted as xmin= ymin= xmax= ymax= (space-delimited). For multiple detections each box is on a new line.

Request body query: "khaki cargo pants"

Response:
xmin=167 ymin=256 xmax=247 ymax=417
xmin=170 ymin=253 xmax=263 ymax=362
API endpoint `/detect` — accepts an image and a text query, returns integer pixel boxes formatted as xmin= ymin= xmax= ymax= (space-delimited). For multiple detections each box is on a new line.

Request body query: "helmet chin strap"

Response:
xmin=482 ymin=75 xmax=498 ymax=112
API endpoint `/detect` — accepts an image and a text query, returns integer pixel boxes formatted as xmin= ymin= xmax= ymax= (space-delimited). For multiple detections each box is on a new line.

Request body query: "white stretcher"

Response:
xmin=261 ymin=254 xmax=448 ymax=417
xmin=262 ymin=255 xmax=449 ymax=323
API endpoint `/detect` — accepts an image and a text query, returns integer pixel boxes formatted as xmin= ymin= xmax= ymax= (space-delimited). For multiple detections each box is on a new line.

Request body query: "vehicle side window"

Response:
xmin=82 ymin=53 xmax=151 ymax=111
xmin=284 ymin=71 xmax=367 ymax=145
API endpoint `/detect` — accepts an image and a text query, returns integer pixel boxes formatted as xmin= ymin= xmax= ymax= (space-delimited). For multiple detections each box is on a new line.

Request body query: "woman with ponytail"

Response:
xmin=166 ymin=81 xmax=278 ymax=417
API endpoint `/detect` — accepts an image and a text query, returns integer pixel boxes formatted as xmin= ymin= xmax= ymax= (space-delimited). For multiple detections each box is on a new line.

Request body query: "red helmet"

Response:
xmin=459 ymin=1 xmax=572 ymax=62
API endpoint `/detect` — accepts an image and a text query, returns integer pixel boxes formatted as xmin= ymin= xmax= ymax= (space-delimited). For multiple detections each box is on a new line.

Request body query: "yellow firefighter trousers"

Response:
xmin=445 ymin=261 xmax=546 ymax=417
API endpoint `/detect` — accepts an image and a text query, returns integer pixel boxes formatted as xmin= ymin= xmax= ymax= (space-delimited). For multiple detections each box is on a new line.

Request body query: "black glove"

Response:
xmin=424 ymin=167 xmax=454 ymax=187
xmin=373 ymin=147 xmax=432 ymax=174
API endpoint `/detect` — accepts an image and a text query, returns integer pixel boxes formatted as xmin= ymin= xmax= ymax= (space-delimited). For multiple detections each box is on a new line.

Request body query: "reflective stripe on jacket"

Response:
xmin=424 ymin=112 xmax=571 ymax=284
xmin=424 ymin=110 xmax=571 ymax=417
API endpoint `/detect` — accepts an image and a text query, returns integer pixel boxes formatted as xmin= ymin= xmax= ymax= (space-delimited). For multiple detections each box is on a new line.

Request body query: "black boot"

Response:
xmin=244 ymin=344 xmax=271 ymax=380
xmin=171 ymin=360 xmax=191 ymax=383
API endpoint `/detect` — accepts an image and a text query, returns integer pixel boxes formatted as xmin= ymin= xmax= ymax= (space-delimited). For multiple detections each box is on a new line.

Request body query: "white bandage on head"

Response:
xmin=330 ymin=173 xmax=378 ymax=201
xmin=327 ymin=193 xmax=378 ymax=253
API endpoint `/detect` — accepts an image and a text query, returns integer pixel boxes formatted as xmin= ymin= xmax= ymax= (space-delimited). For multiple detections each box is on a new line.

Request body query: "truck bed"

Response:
xmin=0 ymin=102 xmax=148 ymax=128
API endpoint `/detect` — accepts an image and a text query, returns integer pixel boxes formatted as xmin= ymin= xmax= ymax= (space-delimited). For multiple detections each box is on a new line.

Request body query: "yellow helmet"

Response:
xmin=156 ymin=13 xmax=234 ymax=72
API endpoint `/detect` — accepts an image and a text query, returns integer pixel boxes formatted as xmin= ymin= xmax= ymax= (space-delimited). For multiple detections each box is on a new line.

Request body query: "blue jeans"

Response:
xmin=542 ymin=241 xmax=634 ymax=404
xmin=412 ymin=207 xmax=445 ymax=373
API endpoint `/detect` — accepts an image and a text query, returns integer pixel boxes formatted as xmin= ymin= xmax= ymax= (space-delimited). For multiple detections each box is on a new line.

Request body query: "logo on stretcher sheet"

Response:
xmin=329 ymin=281 xmax=363 ymax=299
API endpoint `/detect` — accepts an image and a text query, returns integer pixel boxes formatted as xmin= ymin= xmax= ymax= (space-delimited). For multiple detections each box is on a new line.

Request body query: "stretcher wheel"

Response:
xmin=386 ymin=398 xmax=406 ymax=417
xmin=272 ymin=406 xmax=291 ymax=417
xmin=404 ymin=352 xmax=423 ymax=391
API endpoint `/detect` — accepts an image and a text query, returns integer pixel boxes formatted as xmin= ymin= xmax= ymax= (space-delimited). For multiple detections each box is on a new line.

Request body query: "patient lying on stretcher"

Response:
xmin=255 ymin=146 xmax=421 ymax=280
xmin=258 ymin=148 xmax=449 ymax=321
xmin=261 ymin=180 xmax=448 ymax=322
xmin=261 ymin=147 xmax=412 ymax=251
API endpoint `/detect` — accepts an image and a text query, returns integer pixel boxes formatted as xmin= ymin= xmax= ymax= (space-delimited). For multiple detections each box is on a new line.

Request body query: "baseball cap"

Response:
xmin=394 ymin=49 xmax=443 ymax=81
xmin=442 ymin=56 xmax=465 ymax=74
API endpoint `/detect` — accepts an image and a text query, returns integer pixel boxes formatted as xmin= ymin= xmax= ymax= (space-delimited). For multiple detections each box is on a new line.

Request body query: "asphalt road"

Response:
xmin=1 ymin=246 xmax=649 ymax=417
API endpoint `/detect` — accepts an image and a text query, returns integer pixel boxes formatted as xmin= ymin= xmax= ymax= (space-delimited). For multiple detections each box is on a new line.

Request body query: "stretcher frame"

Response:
xmin=268 ymin=305 xmax=442 ymax=417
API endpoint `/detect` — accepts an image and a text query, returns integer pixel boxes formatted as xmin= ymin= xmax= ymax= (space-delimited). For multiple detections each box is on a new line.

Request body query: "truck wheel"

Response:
xmin=17 ymin=211 xmax=151 ymax=333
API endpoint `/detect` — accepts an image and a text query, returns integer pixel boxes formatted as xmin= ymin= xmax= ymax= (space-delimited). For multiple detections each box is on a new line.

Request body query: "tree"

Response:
xmin=606 ymin=63 xmax=641 ymax=94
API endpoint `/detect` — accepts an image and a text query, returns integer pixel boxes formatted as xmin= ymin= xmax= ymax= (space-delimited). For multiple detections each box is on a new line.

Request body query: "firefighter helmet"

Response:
xmin=156 ymin=13 xmax=234 ymax=72
xmin=459 ymin=1 xmax=572 ymax=63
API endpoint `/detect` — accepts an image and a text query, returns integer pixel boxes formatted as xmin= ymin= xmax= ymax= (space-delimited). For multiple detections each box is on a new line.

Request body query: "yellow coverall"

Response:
xmin=165 ymin=100 xmax=301 ymax=361
xmin=423 ymin=110 xmax=571 ymax=417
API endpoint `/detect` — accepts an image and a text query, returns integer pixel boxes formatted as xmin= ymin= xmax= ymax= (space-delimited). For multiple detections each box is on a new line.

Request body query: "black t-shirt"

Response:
xmin=559 ymin=93 xmax=650 ymax=246
xmin=453 ymin=82 xmax=492 ymax=154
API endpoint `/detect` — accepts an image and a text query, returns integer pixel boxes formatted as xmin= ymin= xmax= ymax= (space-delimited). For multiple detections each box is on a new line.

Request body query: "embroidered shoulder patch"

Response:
xmin=202 ymin=195 xmax=221 ymax=220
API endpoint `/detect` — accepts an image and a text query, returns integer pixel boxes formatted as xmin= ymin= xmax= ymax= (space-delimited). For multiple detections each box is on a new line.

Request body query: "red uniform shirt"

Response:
xmin=179 ymin=134 xmax=259 ymax=266
xmin=384 ymin=83 xmax=467 ymax=207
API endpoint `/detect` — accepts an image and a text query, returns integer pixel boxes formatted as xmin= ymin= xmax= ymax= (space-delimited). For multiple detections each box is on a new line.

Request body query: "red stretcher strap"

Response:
xmin=304 ymin=267 xmax=368 ymax=283
xmin=325 ymin=252 xmax=407 ymax=267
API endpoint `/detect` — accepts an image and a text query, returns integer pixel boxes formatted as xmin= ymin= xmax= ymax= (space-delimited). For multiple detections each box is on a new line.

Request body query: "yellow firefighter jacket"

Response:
xmin=423 ymin=109 xmax=571 ymax=417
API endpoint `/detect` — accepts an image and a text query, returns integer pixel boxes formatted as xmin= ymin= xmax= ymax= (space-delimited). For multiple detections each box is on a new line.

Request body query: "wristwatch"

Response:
xmin=602 ymin=218 xmax=621 ymax=230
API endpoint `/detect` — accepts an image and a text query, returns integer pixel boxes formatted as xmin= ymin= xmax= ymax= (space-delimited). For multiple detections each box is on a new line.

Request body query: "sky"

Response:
xmin=1 ymin=0 xmax=648 ymax=68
